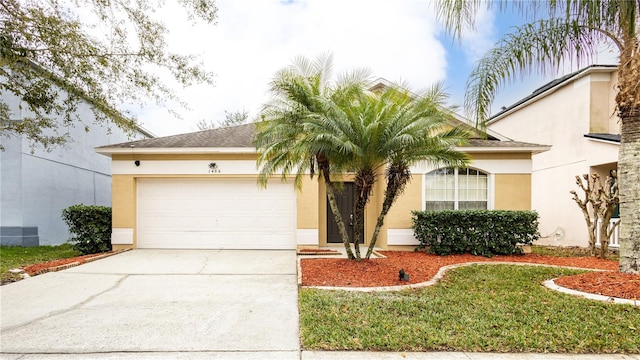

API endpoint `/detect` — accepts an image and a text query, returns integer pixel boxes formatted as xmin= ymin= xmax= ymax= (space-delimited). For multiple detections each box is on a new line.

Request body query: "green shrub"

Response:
xmin=61 ymin=204 xmax=112 ymax=255
xmin=412 ymin=210 xmax=539 ymax=257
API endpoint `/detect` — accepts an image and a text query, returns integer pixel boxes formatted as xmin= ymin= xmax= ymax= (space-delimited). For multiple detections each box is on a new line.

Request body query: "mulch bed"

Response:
xmin=555 ymin=271 xmax=640 ymax=300
xmin=22 ymin=251 xmax=121 ymax=275
xmin=300 ymin=251 xmax=640 ymax=300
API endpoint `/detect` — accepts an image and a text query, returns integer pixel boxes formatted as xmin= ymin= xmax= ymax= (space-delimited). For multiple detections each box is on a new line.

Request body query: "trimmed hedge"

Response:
xmin=62 ymin=204 xmax=112 ymax=255
xmin=412 ymin=210 xmax=539 ymax=257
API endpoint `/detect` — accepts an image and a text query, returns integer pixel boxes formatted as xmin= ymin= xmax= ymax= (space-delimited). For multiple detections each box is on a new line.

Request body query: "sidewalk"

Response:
xmin=3 ymin=351 xmax=636 ymax=359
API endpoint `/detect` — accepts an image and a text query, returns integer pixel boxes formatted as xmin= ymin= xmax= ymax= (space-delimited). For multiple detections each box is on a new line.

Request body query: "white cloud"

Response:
xmin=458 ymin=5 xmax=496 ymax=64
xmin=133 ymin=0 xmax=448 ymax=136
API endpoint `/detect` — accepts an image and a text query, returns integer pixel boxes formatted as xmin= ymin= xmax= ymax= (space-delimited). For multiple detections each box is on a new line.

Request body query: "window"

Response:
xmin=424 ymin=167 xmax=488 ymax=210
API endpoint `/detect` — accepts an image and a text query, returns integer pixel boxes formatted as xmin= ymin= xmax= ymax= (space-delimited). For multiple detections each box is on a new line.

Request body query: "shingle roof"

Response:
xmin=98 ymin=123 xmax=257 ymax=148
xmin=97 ymin=122 xmax=548 ymax=154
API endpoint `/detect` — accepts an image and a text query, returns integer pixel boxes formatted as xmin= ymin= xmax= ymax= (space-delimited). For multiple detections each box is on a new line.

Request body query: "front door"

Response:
xmin=326 ymin=183 xmax=364 ymax=244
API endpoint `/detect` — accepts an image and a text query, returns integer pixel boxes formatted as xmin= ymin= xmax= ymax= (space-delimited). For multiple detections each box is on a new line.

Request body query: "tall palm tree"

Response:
xmin=256 ymin=54 xmax=470 ymax=261
xmin=435 ymin=0 xmax=639 ymax=274
xmin=255 ymin=53 xmax=371 ymax=260
xmin=290 ymin=81 xmax=470 ymax=260
xmin=309 ymin=84 xmax=469 ymax=260
xmin=362 ymin=84 xmax=471 ymax=259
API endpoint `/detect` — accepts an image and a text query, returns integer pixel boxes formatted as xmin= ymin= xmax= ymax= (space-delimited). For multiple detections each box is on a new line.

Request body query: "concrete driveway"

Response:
xmin=0 ymin=249 xmax=299 ymax=359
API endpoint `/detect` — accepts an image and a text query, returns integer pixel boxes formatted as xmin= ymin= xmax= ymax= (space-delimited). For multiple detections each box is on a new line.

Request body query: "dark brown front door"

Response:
xmin=327 ymin=183 xmax=364 ymax=244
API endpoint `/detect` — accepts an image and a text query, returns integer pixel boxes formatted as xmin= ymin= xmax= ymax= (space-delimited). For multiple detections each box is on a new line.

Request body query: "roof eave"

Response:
xmin=457 ymin=146 xmax=551 ymax=154
xmin=96 ymin=147 xmax=257 ymax=156
xmin=584 ymin=137 xmax=621 ymax=145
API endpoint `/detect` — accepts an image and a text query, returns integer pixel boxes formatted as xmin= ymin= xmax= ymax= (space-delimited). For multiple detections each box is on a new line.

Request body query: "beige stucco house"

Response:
xmin=96 ymin=113 xmax=548 ymax=251
xmin=488 ymin=65 xmax=620 ymax=248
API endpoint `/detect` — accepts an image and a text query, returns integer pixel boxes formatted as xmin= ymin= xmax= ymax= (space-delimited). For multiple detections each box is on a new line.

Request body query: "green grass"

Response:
xmin=531 ymin=245 xmax=619 ymax=260
xmin=299 ymin=264 xmax=640 ymax=353
xmin=0 ymin=244 xmax=80 ymax=284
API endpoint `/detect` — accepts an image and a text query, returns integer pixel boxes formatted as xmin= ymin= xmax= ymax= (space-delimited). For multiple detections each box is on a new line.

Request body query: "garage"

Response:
xmin=137 ymin=178 xmax=296 ymax=249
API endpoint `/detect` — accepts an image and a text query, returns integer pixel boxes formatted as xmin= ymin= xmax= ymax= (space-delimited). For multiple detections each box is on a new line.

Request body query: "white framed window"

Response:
xmin=423 ymin=167 xmax=489 ymax=210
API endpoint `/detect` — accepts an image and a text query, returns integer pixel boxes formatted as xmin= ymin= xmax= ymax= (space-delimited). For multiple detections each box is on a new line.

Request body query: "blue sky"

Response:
xmin=438 ymin=6 xmax=559 ymax=116
xmin=132 ymin=1 xmax=617 ymax=136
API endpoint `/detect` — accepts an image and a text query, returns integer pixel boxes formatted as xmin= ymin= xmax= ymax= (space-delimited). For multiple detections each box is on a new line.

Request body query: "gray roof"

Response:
xmin=97 ymin=122 xmax=547 ymax=153
xmin=584 ymin=133 xmax=621 ymax=143
xmin=98 ymin=123 xmax=257 ymax=148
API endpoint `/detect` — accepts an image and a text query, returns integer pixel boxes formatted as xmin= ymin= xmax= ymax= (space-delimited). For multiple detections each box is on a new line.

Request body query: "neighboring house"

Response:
xmin=0 ymin=90 xmax=154 ymax=246
xmin=96 ymin=112 xmax=548 ymax=251
xmin=488 ymin=65 xmax=620 ymax=248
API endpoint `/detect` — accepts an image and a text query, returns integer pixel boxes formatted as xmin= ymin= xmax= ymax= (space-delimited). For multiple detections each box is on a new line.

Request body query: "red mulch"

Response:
xmin=22 ymin=252 xmax=116 ymax=275
xmin=300 ymin=251 xmax=640 ymax=300
xmin=555 ymin=271 xmax=640 ymax=300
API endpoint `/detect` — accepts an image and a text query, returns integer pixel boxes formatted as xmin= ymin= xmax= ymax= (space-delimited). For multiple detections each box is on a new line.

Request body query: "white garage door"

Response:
xmin=137 ymin=178 xmax=296 ymax=249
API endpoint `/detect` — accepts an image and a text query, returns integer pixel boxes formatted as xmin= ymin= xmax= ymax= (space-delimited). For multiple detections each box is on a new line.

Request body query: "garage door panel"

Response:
xmin=138 ymin=232 xmax=291 ymax=249
xmin=137 ymin=179 xmax=296 ymax=249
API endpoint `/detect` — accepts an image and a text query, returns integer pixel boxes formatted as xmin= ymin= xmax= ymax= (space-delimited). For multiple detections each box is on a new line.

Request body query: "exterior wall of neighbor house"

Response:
xmin=0 ymin=91 xmax=144 ymax=246
xmin=488 ymin=69 xmax=620 ymax=247
xmin=383 ymin=152 xmax=534 ymax=249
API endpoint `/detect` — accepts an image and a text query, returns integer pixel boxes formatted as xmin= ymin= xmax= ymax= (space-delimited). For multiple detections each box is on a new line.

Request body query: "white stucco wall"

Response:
xmin=488 ymin=69 xmax=620 ymax=247
xmin=1 ymin=89 xmax=146 ymax=246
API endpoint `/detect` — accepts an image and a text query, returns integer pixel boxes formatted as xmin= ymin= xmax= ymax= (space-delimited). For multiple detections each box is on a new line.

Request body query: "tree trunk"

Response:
xmin=570 ymin=175 xmax=599 ymax=256
xmin=598 ymin=175 xmax=619 ymax=259
xmin=618 ymin=109 xmax=640 ymax=274
xmin=365 ymin=185 xmax=398 ymax=259
xmin=614 ymin=29 xmax=639 ymax=273
xmin=319 ymin=158 xmax=355 ymax=260
xmin=599 ymin=211 xmax=613 ymax=259
xmin=353 ymin=169 xmax=376 ymax=261
xmin=365 ymin=164 xmax=410 ymax=259
xmin=352 ymin=191 xmax=364 ymax=261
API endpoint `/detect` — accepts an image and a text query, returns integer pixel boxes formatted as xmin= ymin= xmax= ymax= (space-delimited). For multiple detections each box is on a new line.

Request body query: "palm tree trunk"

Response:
xmin=318 ymin=156 xmax=355 ymax=260
xmin=352 ymin=193 xmax=364 ymax=261
xmin=365 ymin=187 xmax=397 ymax=259
xmin=365 ymin=165 xmax=410 ymax=259
xmin=325 ymin=181 xmax=355 ymax=260
xmin=352 ymin=170 xmax=376 ymax=261
xmin=618 ymin=109 xmax=640 ymax=274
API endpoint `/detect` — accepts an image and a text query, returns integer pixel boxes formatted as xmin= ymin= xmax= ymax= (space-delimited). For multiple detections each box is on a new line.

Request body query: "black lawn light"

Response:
xmin=399 ymin=269 xmax=409 ymax=281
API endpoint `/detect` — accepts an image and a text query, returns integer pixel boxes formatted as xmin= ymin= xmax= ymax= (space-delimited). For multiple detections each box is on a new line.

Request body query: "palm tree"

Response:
xmin=255 ymin=53 xmax=371 ymax=260
xmin=362 ymin=84 xmax=471 ymax=259
xmin=435 ymin=0 xmax=639 ymax=274
xmin=257 ymin=54 xmax=470 ymax=261
xmin=308 ymin=83 xmax=471 ymax=260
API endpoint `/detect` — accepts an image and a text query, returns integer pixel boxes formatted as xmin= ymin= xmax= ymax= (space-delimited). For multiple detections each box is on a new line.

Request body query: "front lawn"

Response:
xmin=531 ymin=245 xmax=619 ymax=260
xmin=299 ymin=264 xmax=640 ymax=353
xmin=0 ymin=244 xmax=80 ymax=284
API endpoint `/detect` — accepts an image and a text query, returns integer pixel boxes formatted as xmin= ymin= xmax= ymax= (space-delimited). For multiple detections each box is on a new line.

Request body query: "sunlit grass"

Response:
xmin=531 ymin=245 xmax=619 ymax=260
xmin=0 ymin=244 xmax=80 ymax=283
xmin=300 ymin=264 xmax=639 ymax=353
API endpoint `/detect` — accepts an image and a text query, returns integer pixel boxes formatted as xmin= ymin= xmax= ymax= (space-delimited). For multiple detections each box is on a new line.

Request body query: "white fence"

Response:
xmin=596 ymin=218 xmax=621 ymax=248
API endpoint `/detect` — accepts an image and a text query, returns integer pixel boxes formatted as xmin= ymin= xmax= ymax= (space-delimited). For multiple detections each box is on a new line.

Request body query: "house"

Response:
xmin=96 ymin=116 xmax=548 ymax=251
xmin=0 ymin=89 xmax=154 ymax=246
xmin=487 ymin=65 xmax=620 ymax=248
